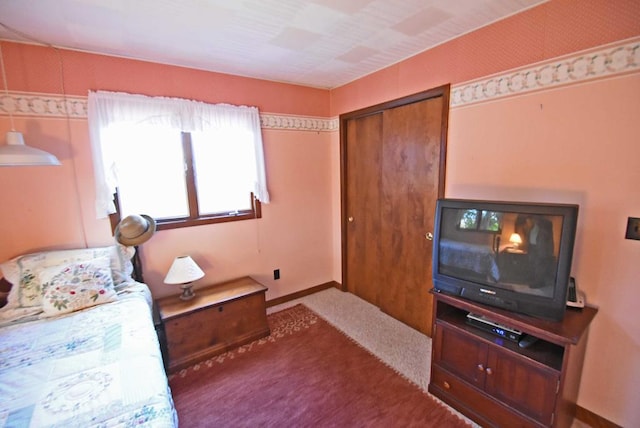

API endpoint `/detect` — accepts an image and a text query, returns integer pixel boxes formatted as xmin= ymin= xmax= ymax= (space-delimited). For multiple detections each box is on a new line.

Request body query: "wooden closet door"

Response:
xmin=341 ymin=86 xmax=448 ymax=337
xmin=378 ymin=96 xmax=444 ymax=334
xmin=344 ymin=113 xmax=383 ymax=306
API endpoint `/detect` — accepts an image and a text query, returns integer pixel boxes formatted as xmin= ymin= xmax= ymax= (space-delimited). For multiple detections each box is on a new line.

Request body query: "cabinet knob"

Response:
xmin=486 ymin=367 xmax=493 ymax=375
xmin=426 ymin=232 xmax=434 ymax=241
xmin=477 ymin=364 xmax=485 ymax=372
xmin=443 ymin=381 xmax=451 ymax=390
xmin=348 ymin=216 xmax=354 ymax=223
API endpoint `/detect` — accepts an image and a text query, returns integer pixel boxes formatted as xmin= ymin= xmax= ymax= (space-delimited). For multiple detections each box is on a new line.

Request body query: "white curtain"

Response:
xmin=88 ymin=90 xmax=270 ymax=218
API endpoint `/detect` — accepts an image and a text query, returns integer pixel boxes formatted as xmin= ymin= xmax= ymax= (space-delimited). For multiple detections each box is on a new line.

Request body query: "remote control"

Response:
xmin=518 ymin=335 xmax=538 ymax=348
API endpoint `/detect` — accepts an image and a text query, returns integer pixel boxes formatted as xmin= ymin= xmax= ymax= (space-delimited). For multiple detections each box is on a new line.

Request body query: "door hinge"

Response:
xmin=556 ymin=379 xmax=560 ymax=394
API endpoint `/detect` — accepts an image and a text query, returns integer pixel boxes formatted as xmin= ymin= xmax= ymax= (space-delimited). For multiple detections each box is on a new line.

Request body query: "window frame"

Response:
xmin=109 ymin=131 xmax=262 ymax=233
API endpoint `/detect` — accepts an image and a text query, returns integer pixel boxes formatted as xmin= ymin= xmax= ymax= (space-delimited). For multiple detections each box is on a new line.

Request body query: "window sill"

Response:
xmin=156 ymin=211 xmax=260 ymax=231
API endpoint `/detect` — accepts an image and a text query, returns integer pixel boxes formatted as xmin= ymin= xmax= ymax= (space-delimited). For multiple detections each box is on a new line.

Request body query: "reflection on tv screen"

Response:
xmin=438 ymin=207 xmax=562 ymax=298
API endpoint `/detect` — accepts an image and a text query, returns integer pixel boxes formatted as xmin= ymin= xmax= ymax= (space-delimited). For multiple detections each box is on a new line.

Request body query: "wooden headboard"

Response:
xmin=0 ymin=277 xmax=11 ymax=307
xmin=132 ymin=247 xmax=144 ymax=283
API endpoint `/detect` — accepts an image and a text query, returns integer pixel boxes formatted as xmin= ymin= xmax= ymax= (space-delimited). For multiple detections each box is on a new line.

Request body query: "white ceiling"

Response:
xmin=0 ymin=0 xmax=547 ymax=89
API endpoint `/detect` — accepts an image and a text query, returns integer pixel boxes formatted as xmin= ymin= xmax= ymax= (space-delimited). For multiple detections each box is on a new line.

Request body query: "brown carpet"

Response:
xmin=169 ymin=304 xmax=469 ymax=428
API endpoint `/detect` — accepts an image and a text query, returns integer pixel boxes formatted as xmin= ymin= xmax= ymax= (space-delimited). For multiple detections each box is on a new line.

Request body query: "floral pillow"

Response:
xmin=40 ymin=257 xmax=118 ymax=316
xmin=0 ymin=245 xmax=134 ymax=311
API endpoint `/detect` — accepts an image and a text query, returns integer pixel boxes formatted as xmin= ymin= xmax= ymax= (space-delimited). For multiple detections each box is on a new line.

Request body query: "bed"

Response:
xmin=438 ymin=238 xmax=501 ymax=282
xmin=0 ymin=245 xmax=178 ymax=428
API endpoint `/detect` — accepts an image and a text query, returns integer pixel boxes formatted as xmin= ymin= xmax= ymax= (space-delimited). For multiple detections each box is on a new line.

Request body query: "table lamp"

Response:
xmin=164 ymin=255 xmax=205 ymax=300
xmin=509 ymin=233 xmax=522 ymax=249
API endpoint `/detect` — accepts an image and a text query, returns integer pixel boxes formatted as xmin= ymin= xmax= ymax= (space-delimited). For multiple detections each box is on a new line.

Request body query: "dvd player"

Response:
xmin=466 ymin=313 xmax=523 ymax=342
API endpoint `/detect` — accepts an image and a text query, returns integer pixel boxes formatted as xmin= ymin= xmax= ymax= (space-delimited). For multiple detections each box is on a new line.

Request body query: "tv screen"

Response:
xmin=432 ymin=198 xmax=579 ymax=321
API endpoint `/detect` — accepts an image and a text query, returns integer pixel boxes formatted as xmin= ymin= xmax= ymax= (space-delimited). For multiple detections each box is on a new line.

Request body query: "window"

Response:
xmin=458 ymin=209 xmax=479 ymax=230
xmin=88 ymin=91 xmax=270 ymax=230
xmin=457 ymin=209 xmax=502 ymax=233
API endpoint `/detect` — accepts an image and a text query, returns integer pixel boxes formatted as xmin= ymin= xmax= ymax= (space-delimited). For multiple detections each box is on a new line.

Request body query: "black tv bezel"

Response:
xmin=432 ymin=198 xmax=579 ymax=321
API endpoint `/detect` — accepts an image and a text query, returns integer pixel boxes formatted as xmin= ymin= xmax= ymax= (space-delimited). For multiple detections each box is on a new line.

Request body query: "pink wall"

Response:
xmin=1 ymin=0 xmax=639 ymax=425
xmin=0 ymin=119 xmax=334 ymax=301
xmin=140 ymin=129 xmax=334 ymax=298
xmin=328 ymin=1 xmax=640 ymax=425
xmin=330 ymin=0 xmax=640 ymax=115
xmin=448 ymin=75 xmax=640 ymax=426
xmin=0 ymin=41 xmax=335 ymax=302
xmin=0 ymin=117 xmax=92 ymax=252
xmin=2 ymin=42 xmax=330 ymax=117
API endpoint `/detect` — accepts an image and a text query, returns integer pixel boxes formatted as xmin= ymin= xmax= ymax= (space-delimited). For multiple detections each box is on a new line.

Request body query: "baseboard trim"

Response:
xmin=266 ymin=281 xmax=340 ymax=308
xmin=576 ymin=405 xmax=622 ymax=428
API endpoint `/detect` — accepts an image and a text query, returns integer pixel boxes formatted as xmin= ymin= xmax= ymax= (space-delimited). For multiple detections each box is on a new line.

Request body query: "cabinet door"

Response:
xmin=433 ymin=323 xmax=488 ymax=389
xmin=485 ymin=347 xmax=559 ymax=425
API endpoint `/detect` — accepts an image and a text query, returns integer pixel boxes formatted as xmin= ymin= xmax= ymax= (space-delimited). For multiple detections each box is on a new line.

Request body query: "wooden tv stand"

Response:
xmin=429 ymin=291 xmax=597 ymax=428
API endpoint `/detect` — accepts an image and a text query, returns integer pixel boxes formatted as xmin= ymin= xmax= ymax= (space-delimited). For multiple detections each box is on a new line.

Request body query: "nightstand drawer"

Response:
xmin=156 ymin=276 xmax=270 ymax=373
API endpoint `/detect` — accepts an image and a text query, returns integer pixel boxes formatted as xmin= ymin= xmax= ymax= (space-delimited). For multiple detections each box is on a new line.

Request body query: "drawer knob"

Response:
xmin=443 ymin=381 xmax=451 ymax=390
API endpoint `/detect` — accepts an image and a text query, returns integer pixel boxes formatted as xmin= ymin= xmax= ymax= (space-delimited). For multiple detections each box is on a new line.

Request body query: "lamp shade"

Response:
xmin=509 ymin=233 xmax=523 ymax=245
xmin=0 ymin=131 xmax=61 ymax=166
xmin=164 ymin=256 xmax=205 ymax=284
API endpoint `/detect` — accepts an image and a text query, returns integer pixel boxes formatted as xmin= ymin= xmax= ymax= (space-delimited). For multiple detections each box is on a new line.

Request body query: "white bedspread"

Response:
xmin=0 ymin=287 xmax=178 ymax=427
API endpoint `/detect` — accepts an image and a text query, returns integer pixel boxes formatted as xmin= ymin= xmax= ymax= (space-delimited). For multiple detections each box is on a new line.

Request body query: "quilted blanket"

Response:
xmin=0 ymin=290 xmax=177 ymax=427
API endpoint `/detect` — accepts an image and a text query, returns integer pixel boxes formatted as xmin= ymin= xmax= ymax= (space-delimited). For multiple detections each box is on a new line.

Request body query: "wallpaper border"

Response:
xmin=450 ymin=36 xmax=640 ymax=108
xmin=0 ymin=92 xmax=339 ymax=132
xmin=0 ymin=37 xmax=638 ymax=128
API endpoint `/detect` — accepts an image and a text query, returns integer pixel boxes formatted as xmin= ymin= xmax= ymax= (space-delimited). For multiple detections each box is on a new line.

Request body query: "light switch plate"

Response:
xmin=625 ymin=217 xmax=640 ymax=240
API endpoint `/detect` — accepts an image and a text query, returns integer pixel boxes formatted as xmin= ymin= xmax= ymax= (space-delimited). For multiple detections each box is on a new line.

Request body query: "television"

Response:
xmin=432 ymin=198 xmax=579 ymax=321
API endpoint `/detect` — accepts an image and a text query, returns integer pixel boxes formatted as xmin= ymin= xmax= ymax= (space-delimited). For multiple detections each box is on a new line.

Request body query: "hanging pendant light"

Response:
xmin=0 ymin=41 xmax=60 ymax=166
xmin=0 ymin=130 xmax=61 ymax=166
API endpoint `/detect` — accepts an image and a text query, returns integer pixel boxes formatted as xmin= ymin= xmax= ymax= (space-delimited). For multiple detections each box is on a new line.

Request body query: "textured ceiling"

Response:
xmin=0 ymin=0 xmax=547 ymax=89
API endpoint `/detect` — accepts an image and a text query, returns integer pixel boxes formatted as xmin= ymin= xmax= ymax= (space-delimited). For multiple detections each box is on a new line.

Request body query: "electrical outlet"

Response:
xmin=273 ymin=269 xmax=280 ymax=280
xmin=625 ymin=217 xmax=640 ymax=240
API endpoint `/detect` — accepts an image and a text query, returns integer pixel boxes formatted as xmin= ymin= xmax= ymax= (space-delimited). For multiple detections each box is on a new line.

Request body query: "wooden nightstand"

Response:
xmin=155 ymin=276 xmax=270 ymax=373
xmin=497 ymin=249 xmax=529 ymax=283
